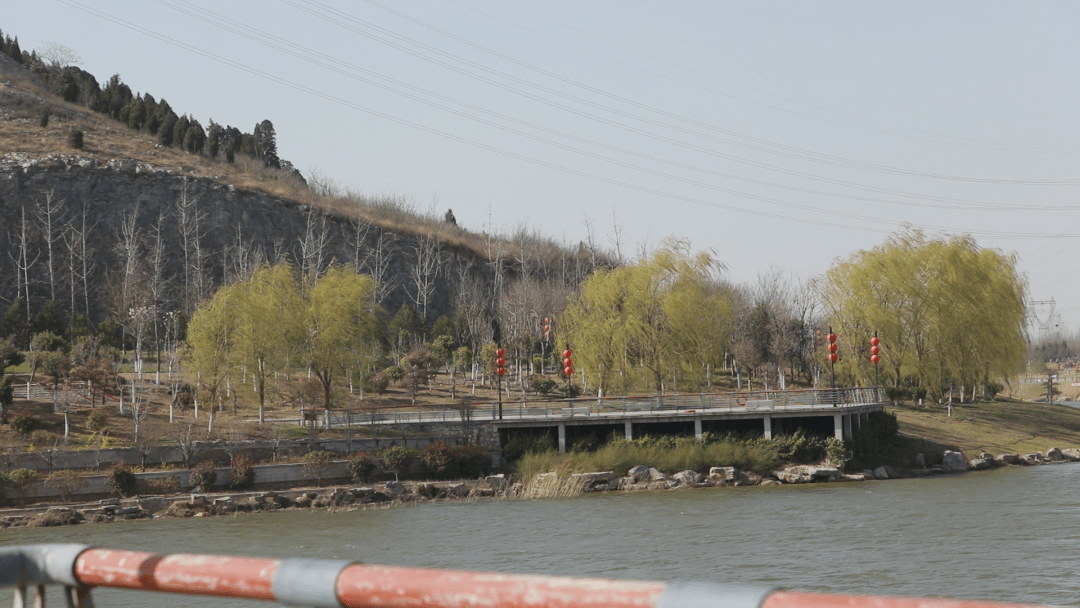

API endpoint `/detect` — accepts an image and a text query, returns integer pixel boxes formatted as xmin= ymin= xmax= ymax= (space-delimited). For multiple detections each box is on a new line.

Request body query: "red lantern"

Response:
xmin=827 ymin=343 xmax=837 ymax=353
xmin=543 ymin=325 xmax=550 ymax=332
xmin=562 ymin=349 xmax=572 ymax=359
xmin=564 ymin=366 xmax=574 ymax=376
xmin=827 ymin=333 xmax=837 ymax=343
xmin=496 ymin=348 xmax=505 ymax=357
xmin=870 ymin=336 xmax=880 ymax=347
xmin=870 ymin=345 xmax=880 ymax=356
xmin=828 ymin=353 xmax=838 ymax=363
xmin=544 ymin=318 xmax=550 ymax=323
xmin=563 ymin=357 xmax=572 ymax=367
xmin=496 ymin=358 xmax=505 ymax=367
xmin=870 ymin=355 xmax=880 ymax=364
xmin=497 ymin=367 xmax=506 ymax=376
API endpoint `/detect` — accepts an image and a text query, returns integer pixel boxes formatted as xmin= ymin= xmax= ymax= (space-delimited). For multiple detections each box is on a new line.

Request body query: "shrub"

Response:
xmin=228 ymin=455 xmax=255 ymax=491
xmin=0 ymin=471 xmax=10 ymax=505
xmin=39 ymin=106 xmax=51 ymax=127
xmin=302 ymin=451 xmax=336 ymax=486
xmin=450 ymin=446 xmax=492 ymax=478
xmin=85 ymin=411 xmax=108 ymax=432
xmin=46 ymin=470 xmax=87 ymax=503
xmin=12 ymin=415 xmax=44 ymax=435
xmin=29 ymin=429 xmax=54 ymax=447
xmin=107 ymin=464 xmax=138 ymax=497
xmin=382 ymin=366 xmax=404 ymax=383
xmin=189 ymin=461 xmax=218 ymax=492
xmin=369 ymin=371 xmax=391 ymax=394
xmin=379 ymin=446 xmax=415 ymax=481
xmin=347 ymin=452 xmax=377 ymax=483
xmin=419 ymin=441 xmax=455 ymax=478
xmin=144 ymin=474 xmax=180 ymax=495
xmin=9 ymin=468 xmax=37 ymax=497
xmin=68 ymin=128 xmax=83 ymax=149
xmin=530 ymin=378 xmax=557 ymax=396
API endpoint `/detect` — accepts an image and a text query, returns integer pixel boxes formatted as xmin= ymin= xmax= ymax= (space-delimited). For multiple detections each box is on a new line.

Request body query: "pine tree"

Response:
xmin=172 ymin=114 xmax=190 ymax=149
xmin=183 ymin=120 xmax=206 ymax=154
xmin=253 ymin=119 xmax=280 ymax=168
xmin=206 ymin=120 xmax=221 ymax=158
xmin=158 ymin=111 xmax=177 ymax=146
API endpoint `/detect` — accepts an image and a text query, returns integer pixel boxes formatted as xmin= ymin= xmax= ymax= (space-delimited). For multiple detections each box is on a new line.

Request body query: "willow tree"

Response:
xmin=185 ymin=282 xmax=237 ymax=424
xmin=233 ymin=264 xmax=304 ymax=423
xmin=562 ymin=241 xmax=732 ymax=396
xmin=301 ymin=266 xmax=382 ymax=414
xmin=821 ymin=230 xmax=1027 ymax=394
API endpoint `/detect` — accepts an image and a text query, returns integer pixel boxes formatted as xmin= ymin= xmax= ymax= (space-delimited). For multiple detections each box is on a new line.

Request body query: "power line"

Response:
xmin=329 ymin=0 xmax=1079 ymax=184
xmin=456 ymin=0 xmax=1080 ymax=157
xmin=159 ymin=0 xmax=1080 ymax=215
xmin=56 ymin=1 xmax=1080 ymax=240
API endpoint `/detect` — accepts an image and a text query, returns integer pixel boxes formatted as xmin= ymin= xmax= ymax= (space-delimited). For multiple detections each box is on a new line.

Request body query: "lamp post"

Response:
xmin=495 ymin=348 xmax=506 ymax=420
xmin=562 ymin=348 xmax=574 ymax=398
xmin=870 ymin=333 xmax=881 ymax=386
xmin=826 ymin=328 xmax=838 ymax=390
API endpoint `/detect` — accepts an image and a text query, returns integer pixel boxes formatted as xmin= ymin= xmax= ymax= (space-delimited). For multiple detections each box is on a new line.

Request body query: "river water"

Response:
xmin=4 ymin=464 xmax=1080 ymax=607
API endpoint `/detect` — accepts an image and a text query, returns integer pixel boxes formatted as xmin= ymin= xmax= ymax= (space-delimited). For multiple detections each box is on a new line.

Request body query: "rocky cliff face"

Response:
xmin=0 ymin=151 xmax=490 ymax=325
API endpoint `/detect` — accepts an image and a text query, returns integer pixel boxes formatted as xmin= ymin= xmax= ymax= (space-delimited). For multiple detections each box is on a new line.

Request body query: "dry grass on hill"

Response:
xmin=0 ymin=69 xmax=593 ymax=267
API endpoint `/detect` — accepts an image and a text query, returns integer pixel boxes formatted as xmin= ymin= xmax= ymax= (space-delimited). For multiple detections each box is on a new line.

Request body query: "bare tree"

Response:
xmin=38 ymin=42 xmax=82 ymax=67
xmin=176 ymin=423 xmax=203 ymax=468
xmin=34 ymin=189 xmax=66 ymax=304
xmin=64 ymin=201 xmax=97 ymax=318
xmin=298 ymin=205 xmax=332 ymax=286
xmin=367 ymin=228 xmax=399 ymax=305
xmin=8 ymin=206 xmax=40 ymax=325
xmin=176 ymin=180 xmax=207 ymax=314
xmin=409 ymin=236 xmax=441 ymax=319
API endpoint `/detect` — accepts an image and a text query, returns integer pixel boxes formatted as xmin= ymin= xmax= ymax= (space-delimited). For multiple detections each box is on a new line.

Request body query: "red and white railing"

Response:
xmin=0 ymin=544 xmax=1046 ymax=608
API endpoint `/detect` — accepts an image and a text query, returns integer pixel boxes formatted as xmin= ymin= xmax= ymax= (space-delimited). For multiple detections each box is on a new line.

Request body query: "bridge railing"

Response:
xmin=0 ymin=544 xmax=1044 ymax=608
xmin=321 ymin=388 xmax=886 ymax=426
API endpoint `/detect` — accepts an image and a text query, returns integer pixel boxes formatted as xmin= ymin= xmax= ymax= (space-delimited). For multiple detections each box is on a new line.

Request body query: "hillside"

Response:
xmin=0 ymin=56 xmax=601 ymax=333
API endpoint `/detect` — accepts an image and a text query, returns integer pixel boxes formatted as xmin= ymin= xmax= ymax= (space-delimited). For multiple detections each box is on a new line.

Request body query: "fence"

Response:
xmin=0 ymin=544 xmax=1045 ymax=608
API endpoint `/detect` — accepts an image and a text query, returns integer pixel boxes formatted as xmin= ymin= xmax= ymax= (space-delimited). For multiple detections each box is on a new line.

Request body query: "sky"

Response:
xmin=4 ymin=1 xmax=1080 ymax=337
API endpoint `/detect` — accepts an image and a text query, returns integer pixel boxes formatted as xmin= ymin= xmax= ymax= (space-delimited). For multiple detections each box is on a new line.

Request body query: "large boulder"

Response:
xmin=1022 ymin=453 xmax=1043 ymax=466
xmin=486 ymin=475 xmax=508 ymax=491
xmin=913 ymin=453 xmax=926 ymax=469
xmin=1062 ymin=448 xmax=1080 ymax=461
xmin=942 ymin=451 xmax=968 ymax=472
xmin=1046 ymin=447 xmax=1064 ymax=461
xmin=998 ymin=454 xmax=1022 ymax=465
xmin=969 ymin=458 xmax=992 ymax=471
xmin=709 ymin=467 xmax=743 ymax=485
xmin=647 ymin=468 xmax=667 ymax=481
xmin=773 ymin=465 xmax=840 ymax=483
xmin=873 ymin=466 xmax=891 ymax=480
xmin=773 ymin=468 xmax=812 ymax=484
xmin=627 ymin=465 xmax=651 ymax=483
xmin=608 ymin=477 xmax=635 ymax=491
xmin=672 ymin=470 xmax=704 ymax=485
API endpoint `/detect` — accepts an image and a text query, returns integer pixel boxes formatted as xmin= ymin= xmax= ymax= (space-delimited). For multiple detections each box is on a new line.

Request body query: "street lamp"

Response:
xmin=495 ymin=347 xmax=506 ymax=420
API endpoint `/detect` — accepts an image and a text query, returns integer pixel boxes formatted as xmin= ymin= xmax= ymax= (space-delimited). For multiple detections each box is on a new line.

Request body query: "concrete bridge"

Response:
xmin=321 ymin=388 xmax=887 ymax=453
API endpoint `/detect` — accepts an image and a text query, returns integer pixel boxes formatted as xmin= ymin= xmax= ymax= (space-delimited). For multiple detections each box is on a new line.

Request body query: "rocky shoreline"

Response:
xmin=3 ymin=446 xmax=1077 ymax=530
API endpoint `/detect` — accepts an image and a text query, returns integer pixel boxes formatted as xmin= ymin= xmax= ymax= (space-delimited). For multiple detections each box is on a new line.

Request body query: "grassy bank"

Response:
xmin=893 ymin=399 xmax=1080 ymax=457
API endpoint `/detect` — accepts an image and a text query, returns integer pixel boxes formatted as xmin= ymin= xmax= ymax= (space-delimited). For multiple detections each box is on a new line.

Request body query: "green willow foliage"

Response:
xmin=561 ymin=240 xmax=734 ymax=395
xmin=821 ymin=229 xmax=1027 ymax=394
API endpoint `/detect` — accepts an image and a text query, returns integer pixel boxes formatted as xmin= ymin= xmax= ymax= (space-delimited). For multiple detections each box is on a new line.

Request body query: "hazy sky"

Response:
xmin=5 ymin=1 xmax=1080 ymax=335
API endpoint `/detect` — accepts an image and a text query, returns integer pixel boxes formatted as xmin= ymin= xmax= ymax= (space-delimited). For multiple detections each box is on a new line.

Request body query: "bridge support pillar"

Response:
xmin=624 ymin=420 xmax=633 ymax=441
xmin=763 ymin=414 xmax=772 ymax=440
xmin=694 ymin=417 xmax=702 ymax=442
xmin=833 ymin=413 xmax=843 ymax=441
xmin=558 ymin=423 xmax=566 ymax=454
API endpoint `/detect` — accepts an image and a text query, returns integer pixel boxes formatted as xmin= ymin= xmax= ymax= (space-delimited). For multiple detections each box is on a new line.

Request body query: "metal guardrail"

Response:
xmin=318 ymin=388 xmax=887 ymax=426
xmin=0 ymin=544 xmax=1046 ymax=608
